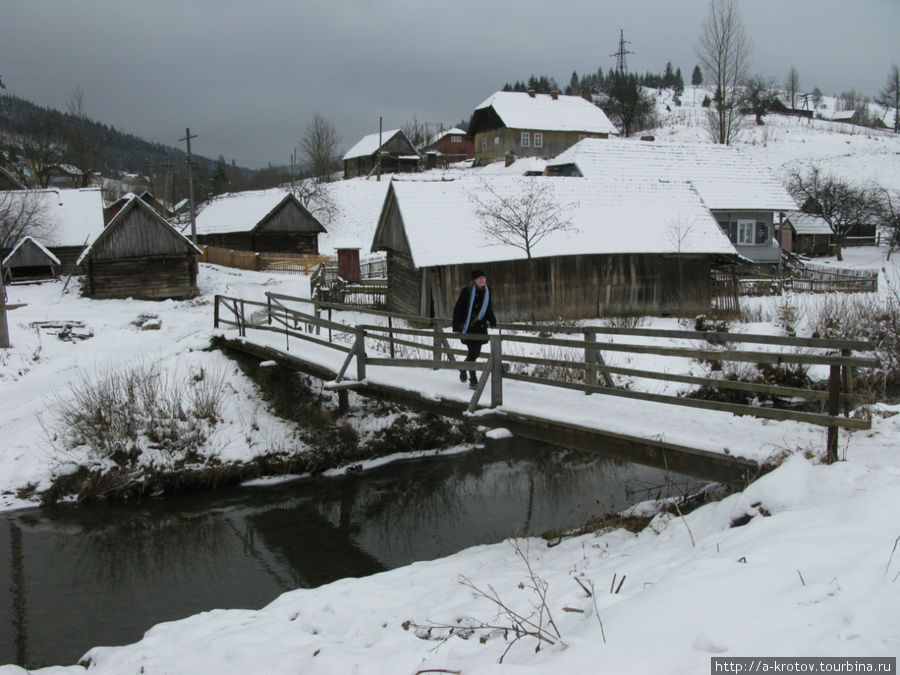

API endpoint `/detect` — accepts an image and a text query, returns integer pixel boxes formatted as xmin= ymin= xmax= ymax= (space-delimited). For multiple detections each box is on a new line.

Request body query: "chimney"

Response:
xmin=527 ymin=89 xmax=535 ymax=98
xmin=550 ymin=90 xmax=559 ymax=100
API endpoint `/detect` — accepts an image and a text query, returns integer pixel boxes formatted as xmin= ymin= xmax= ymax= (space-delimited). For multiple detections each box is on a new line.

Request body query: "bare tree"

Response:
xmin=784 ymin=66 xmax=800 ymax=111
xmin=289 ymin=178 xmax=340 ymax=228
xmin=470 ymin=178 xmax=575 ymax=260
xmin=876 ymin=64 xmax=900 ymax=133
xmin=298 ymin=113 xmax=340 ymax=184
xmin=788 ymin=166 xmax=881 ymax=261
xmin=0 ymin=191 xmax=54 ymax=250
xmin=19 ymin=112 xmax=65 ymax=188
xmin=741 ymin=75 xmax=777 ymax=125
xmin=697 ymin=0 xmax=751 ymax=144
xmin=64 ymin=85 xmax=101 ymax=187
xmin=880 ymin=188 xmax=900 ymax=259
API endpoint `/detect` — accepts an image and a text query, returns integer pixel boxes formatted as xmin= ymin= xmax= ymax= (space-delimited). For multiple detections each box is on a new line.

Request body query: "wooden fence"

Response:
xmin=214 ymin=293 xmax=878 ymax=463
xmin=737 ymin=264 xmax=878 ymax=296
xmin=200 ymin=245 xmax=332 ymax=274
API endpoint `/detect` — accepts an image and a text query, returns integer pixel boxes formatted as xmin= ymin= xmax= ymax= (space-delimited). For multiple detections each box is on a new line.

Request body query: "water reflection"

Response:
xmin=0 ymin=442 xmax=702 ymax=668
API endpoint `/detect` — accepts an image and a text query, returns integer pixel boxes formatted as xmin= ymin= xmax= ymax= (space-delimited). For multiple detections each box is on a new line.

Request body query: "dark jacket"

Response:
xmin=452 ymin=284 xmax=497 ymax=342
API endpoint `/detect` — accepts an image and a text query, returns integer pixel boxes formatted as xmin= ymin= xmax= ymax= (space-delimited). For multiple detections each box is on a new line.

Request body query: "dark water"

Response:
xmin=0 ymin=442 xmax=703 ymax=668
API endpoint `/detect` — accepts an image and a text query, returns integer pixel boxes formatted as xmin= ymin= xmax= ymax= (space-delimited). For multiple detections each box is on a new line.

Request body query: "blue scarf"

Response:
xmin=461 ymin=284 xmax=489 ymax=334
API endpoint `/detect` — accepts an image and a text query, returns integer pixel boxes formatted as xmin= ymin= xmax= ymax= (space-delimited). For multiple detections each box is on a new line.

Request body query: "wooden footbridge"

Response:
xmin=213 ymin=292 xmax=877 ymax=485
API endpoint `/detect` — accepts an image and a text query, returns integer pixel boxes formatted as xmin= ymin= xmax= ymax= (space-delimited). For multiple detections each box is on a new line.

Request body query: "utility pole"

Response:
xmin=377 ymin=117 xmax=383 ymax=182
xmin=180 ymin=128 xmax=198 ymax=244
xmin=0 ymin=261 xmax=10 ymax=348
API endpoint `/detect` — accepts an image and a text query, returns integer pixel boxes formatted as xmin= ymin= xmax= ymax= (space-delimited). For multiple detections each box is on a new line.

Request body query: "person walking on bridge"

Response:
xmin=452 ymin=269 xmax=497 ymax=390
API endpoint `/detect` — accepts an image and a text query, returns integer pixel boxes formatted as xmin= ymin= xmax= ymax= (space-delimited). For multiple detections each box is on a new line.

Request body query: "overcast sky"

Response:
xmin=2 ymin=0 xmax=897 ymax=170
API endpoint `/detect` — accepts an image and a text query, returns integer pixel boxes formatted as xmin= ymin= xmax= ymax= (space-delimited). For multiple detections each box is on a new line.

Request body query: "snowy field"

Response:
xmin=2 ymin=98 xmax=900 ymax=672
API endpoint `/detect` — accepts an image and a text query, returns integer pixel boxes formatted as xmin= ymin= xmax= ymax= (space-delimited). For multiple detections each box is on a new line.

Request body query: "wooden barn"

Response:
xmin=469 ymin=90 xmax=618 ymax=166
xmin=78 ymin=196 xmax=202 ymax=300
xmin=780 ymin=212 xmax=833 ymax=257
xmin=342 ymin=129 xmax=421 ymax=179
xmin=104 ymin=191 xmax=172 ymax=225
xmin=0 ymin=188 xmax=104 ymax=273
xmin=371 ymin=177 xmax=738 ymax=322
xmin=0 ymin=165 xmax=27 ymax=190
xmin=423 ymin=127 xmax=474 ymax=165
xmin=194 ymin=189 xmax=326 ymax=253
xmin=2 ymin=237 xmax=60 ymax=281
xmin=545 ymin=139 xmax=798 ymax=267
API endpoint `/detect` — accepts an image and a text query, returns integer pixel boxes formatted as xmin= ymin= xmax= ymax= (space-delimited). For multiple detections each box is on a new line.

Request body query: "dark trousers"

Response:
xmin=464 ymin=340 xmax=484 ymax=383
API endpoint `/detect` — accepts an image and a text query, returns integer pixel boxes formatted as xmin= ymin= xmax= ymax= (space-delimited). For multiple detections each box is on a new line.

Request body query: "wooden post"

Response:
xmin=355 ymin=326 xmax=367 ymax=381
xmin=239 ymin=300 xmax=246 ymax=337
xmin=826 ymin=364 xmax=841 ymax=463
xmin=432 ymin=324 xmax=441 ymax=369
xmin=266 ymin=295 xmax=272 ymax=326
xmin=388 ymin=315 xmax=395 ymax=359
xmin=585 ymin=329 xmax=598 ymax=392
xmin=213 ymin=295 xmax=220 ymax=329
xmin=490 ymin=334 xmax=503 ymax=408
xmin=841 ymin=349 xmax=852 ymax=417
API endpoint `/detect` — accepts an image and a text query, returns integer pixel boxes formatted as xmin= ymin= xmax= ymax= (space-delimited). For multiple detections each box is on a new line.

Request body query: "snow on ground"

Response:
xmin=2 ymin=105 xmax=900 ymax=672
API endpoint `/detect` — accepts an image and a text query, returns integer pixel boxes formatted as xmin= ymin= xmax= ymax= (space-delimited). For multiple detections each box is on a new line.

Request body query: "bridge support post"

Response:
xmin=490 ymin=334 xmax=503 ymax=408
xmin=355 ymin=326 xmax=367 ymax=381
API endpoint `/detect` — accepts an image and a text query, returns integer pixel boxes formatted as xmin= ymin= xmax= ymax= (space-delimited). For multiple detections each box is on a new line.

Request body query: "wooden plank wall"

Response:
xmin=386 ymin=252 xmax=422 ymax=316
xmin=86 ymin=256 xmax=197 ymax=300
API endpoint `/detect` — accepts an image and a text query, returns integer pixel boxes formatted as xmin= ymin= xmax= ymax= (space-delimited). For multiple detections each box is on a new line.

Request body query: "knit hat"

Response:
xmin=471 ymin=269 xmax=486 ymax=280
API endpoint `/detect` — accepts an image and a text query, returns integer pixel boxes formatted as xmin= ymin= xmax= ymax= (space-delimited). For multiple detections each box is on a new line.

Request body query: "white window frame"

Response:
xmin=534 ymin=132 xmax=543 ymax=148
xmin=520 ymin=132 xmax=530 ymax=147
xmin=450 ymin=135 xmax=462 ymax=143
xmin=494 ymin=136 xmax=500 ymax=145
xmin=737 ymin=219 xmax=756 ymax=245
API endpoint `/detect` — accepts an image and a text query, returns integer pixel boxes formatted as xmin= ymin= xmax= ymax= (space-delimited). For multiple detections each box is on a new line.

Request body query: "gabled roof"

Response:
xmin=547 ymin=139 xmax=797 ymax=212
xmin=342 ymin=129 xmax=420 ymax=161
xmin=77 ymin=196 xmax=202 ymax=264
xmin=784 ymin=211 xmax=833 ymax=235
xmin=1 ymin=188 xmax=104 ymax=248
xmin=471 ymin=91 xmax=618 ymax=136
xmin=426 ymin=127 xmax=468 ymax=146
xmin=0 ymin=165 xmax=27 ymax=189
xmin=3 ymin=236 xmax=61 ymax=266
xmin=372 ymin=176 xmax=736 ymax=268
xmin=194 ymin=189 xmax=325 ymax=235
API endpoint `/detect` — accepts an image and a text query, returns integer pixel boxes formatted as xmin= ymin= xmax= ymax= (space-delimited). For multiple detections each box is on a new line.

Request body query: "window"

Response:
xmin=481 ymin=138 xmax=487 ymax=151
xmin=534 ymin=132 xmax=543 ymax=148
xmin=494 ymin=136 xmax=500 ymax=145
xmin=520 ymin=132 xmax=530 ymax=147
xmin=450 ymin=135 xmax=462 ymax=143
xmin=737 ymin=219 xmax=756 ymax=245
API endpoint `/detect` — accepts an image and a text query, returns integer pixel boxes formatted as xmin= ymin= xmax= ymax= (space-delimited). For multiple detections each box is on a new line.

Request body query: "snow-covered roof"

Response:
xmin=3 ymin=236 xmax=61 ymax=266
xmin=784 ymin=211 xmax=833 ymax=235
xmin=77 ymin=196 xmax=202 ymax=265
xmin=478 ymin=156 xmax=548 ymax=176
xmin=547 ymin=139 xmax=797 ymax=212
xmin=474 ymin=91 xmax=618 ymax=136
xmin=377 ymin=176 xmax=737 ymax=268
xmin=427 ymin=127 xmax=468 ymax=146
xmin=1 ymin=187 xmax=104 ymax=248
xmin=342 ymin=129 xmax=418 ymax=161
xmin=195 ymin=189 xmax=294 ymax=235
xmin=828 ymin=110 xmax=856 ymax=122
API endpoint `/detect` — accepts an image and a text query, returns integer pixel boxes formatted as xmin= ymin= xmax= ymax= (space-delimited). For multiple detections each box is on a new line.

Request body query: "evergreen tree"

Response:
xmin=691 ymin=65 xmax=703 ymax=87
xmin=674 ymin=68 xmax=685 ymax=97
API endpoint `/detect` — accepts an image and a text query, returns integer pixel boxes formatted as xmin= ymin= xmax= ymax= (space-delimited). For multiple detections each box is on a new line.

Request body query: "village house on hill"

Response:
xmin=468 ymin=90 xmax=618 ymax=166
xmin=342 ymin=129 xmax=421 ymax=179
xmin=194 ymin=189 xmax=326 ymax=254
xmin=545 ymin=139 xmax=797 ymax=266
xmin=422 ymin=127 xmax=474 ymax=167
xmin=78 ymin=196 xmax=202 ymax=300
xmin=0 ymin=187 xmax=104 ymax=274
xmin=371 ymin=176 xmax=738 ymax=322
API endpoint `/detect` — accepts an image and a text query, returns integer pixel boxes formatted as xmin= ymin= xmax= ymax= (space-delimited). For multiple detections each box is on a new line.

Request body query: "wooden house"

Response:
xmin=780 ymin=212 xmax=833 ymax=257
xmin=2 ymin=236 xmax=60 ymax=281
xmin=0 ymin=188 xmax=104 ymax=273
xmin=545 ymin=139 xmax=798 ymax=266
xmin=342 ymin=129 xmax=421 ymax=179
xmin=194 ymin=189 xmax=326 ymax=253
xmin=468 ymin=90 xmax=618 ymax=166
xmin=78 ymin=196 xmax=202 ymax=300
xmin=0 ymin=165 xmax=27 ymax=190
xmin=371 ymin=176 xmax=738 ymax=321
xmin=423 ymin=128 xmax=474 ymax=165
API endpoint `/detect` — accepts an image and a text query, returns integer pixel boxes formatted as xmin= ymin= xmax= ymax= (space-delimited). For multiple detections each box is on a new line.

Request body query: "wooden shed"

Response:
xmin=2 ymin=237 xmax=60 ymax=281
xmin=78 ymin=196 xmax=202 ymax=300
xmin=194 ymin=189 xmax=326 ymax=253
xmin=780 ymin=212 xmax=833 ymax=257
xmin=342 ymin=129 xmax=421 ymax=179
xmin=371 ymin=177 xmax=738 ymax=321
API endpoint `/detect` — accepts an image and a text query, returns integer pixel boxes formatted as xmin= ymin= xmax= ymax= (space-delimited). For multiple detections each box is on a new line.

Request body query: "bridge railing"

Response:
xmin=214 ymin=293 xmax=879 ymax=462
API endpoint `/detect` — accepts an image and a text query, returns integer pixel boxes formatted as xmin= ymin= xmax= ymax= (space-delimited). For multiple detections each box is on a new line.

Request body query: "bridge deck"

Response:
xmin=217 ymin=327 xmax=836 ymax=485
